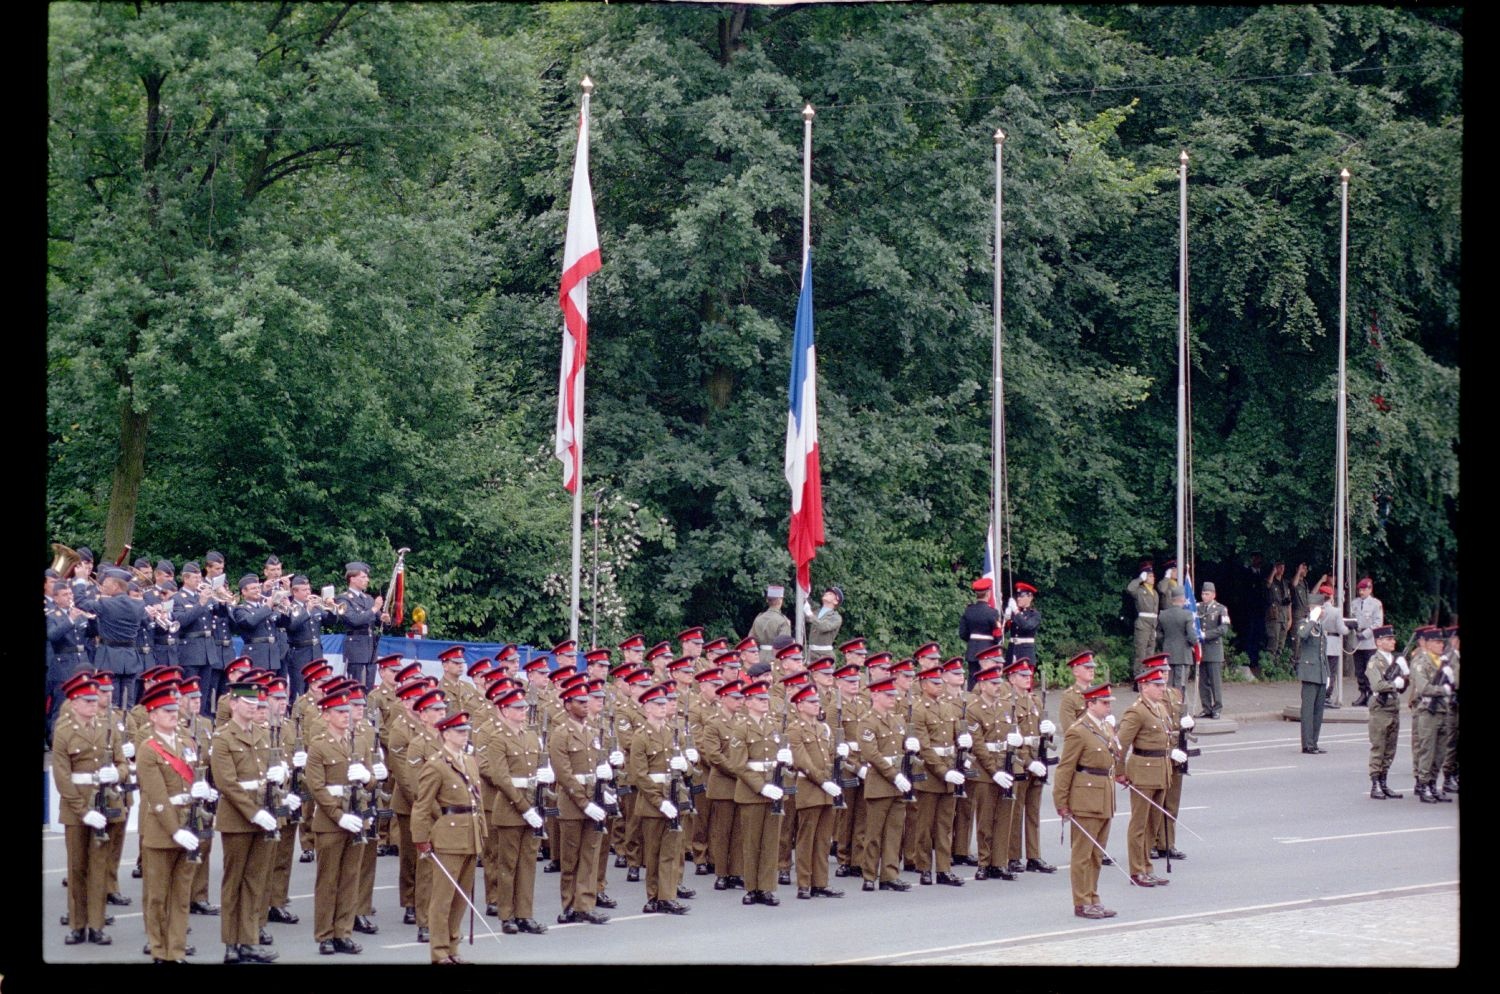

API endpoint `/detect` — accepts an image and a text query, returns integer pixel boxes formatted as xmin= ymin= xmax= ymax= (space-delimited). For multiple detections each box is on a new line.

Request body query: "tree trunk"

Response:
xmin=104 ymin=399 xmax=149 ymax=563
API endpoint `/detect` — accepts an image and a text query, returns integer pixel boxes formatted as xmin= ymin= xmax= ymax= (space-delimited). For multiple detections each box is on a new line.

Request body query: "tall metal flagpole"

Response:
xmin=795 ymin=103 xmax=814 ymax=646
xmin=992 ymin=128 xmax=1006 ymax=601
xmin=1176 ymin=150 xmax=1188 ymax=579
xmin=568 ymin=76 xmax=594 ymax=646
xmin=1332 ymin=168 xmax=1350 ymax=704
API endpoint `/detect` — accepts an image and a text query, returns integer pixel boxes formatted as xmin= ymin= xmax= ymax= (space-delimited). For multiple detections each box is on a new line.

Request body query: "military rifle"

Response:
xmin=680 ymin=715 xmax=705 ymax=813
xmin=184 ymin=713 xmax=211 ymax=861
xmin=533 ymin=710 xmax=559 ymax=837
xmin=829 ymin=686 xmax=855 ymax=808
xmin=951 ymin=700 xmax=971 ymax=799
xmin=900 ymin=698 xmax=925 ymax=804
xmin=1172 ymin=693 xmax=1201 ymax=776
xmin=769 ymin=708 xmax=792 ymax=815
xmin=667 ymin=724 xmax=685 ymax=832
xmin=285 ymin=712 xmax=305 ymax=826
xmin=92 ymin=709 xmax=122 ymax=845
xmin=262 ymin=715 xmax=284 ymax=840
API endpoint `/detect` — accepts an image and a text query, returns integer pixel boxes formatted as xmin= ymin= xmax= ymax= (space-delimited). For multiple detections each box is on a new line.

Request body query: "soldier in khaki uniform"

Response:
xmin=549 ymin=683 xmax=611 ymax=923
xmin=176 ymin=678 xmax=221 ymax=916
xmin=687 ymin=664 xmax=726 ymax=873
xmin=1409 ymin=626 xmax=1454 ymax=803
xmin=703 ymin=679 xmax=747 ymax=891
xmin=998 ymin=659 xmax=1056 ymax=875
xmin=303 ymin=686 xmax=369 ymax=955
xmin=855 ymin=677 xmax=912 ymax=891
xmin=343 ymin=681 xmax=385 ymax=936
xmin=630 ymin=684 xmax=692 ymax=914
xmin=1365 ymin=625 xmax=1406 ymax=799
xmin=262 ymin=676 xmax=303 ymax=930
xmin=1152 ymin=665 xmax=1194 ymax=863
xmin=137 ymin=684 xmax=207 ymax=961
xmin=910 ymin=665 xmax=968 ymax=885
xmin=1126 ymin=562 xmax=1160 ymax=674
xmin=787 ymin=683 xmax=845 ymax=899
xmin=727 ymin=680 xmax=790 ymax=905
xmin=750 ymin=585 xmax=793 ymax=667
xmin=966 ymin=660 xmax=1016 ymax=879
xmin=1052 ymin=682 xmax=1120 ymax=919
xmin=209 ymin=681 xmax=280 ymax=963
xmin=402 ymin=689 xmax=447 ymax=942
xmin=481 ymin=686 xmax=550 ymax=933
xmin=54 ymin=676 xmax=129 ymax=946
xmin=387 ymin=669 xmax=428 ymax=927
xmin=1116 ymin=666 xmax=1173 ymax=886
xmin=412 ymin=710 xmax=487 ymax=964
xmin=1057 ymin=652 xmax=1098 ymax=732
xmin=830 ymin=660 xmax=868 ymax=877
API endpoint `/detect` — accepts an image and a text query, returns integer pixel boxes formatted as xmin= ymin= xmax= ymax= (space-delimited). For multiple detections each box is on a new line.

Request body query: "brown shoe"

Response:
xmin=1092 ymin=904 xmax=1118 ymax=918
xmin=1075 ymin=904 xmax=1110 ymax=918
xmin=1130 ymin=874 xmax=1158 ymax=887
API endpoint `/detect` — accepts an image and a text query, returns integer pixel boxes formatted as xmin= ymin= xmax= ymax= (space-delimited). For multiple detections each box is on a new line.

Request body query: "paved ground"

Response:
xmin=37 ymin=678 xmax=1461 ymax=969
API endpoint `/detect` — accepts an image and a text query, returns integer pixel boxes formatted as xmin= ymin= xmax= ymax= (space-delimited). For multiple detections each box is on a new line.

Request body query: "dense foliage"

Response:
xmin=48 ymin=4 xmax=1460 ymax=657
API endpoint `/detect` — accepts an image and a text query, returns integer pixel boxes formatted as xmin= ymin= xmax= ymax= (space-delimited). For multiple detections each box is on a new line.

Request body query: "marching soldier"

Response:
xmin=54 ymin=676 xmax=128 ymax=946
xmin=210 ymin=680 xmax=281 ymax=963
xmin=750 ymin=585 xmax=792 ymax=667
xmin=629 ymin=684 xmax=691 ymax=914
xmin=1408 ymin=626 xmax=1454 ymax=802
xmin=549 ymin=682 xmax=611 ymax=924
xmin=412 ymin=710 xmax=487 ymax=965
xmin=787 ymin=682 xmax=845 ymax=899
xmin=1126 ymin=562 xmax=1160 ymax=674
xmin=1197 ymin=582 xmax=1230 ymax=718
xmin=1053 ymin=682 xmax=1120 ymax=919
xmin=1116 ymin=665 xmax=1173 ymax=887
xmin=137 ymin=683 xmax=207 ymax=961
xmin=482 ymin=686 xmax=550 ymax=933
xmin=1365 ymin=625 xmax=1405 ymax=799
xmin=728 ymin=680 xmax=790 ymax=905
xmin=855 ymin=677 xmax=912 ymax=892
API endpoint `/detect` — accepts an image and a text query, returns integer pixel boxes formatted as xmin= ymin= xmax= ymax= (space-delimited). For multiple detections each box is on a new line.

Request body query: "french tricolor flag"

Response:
xmin=785 ymin=251 xmax=825 ymax=595
xmin=981 ymin=522 xmax=998 ymax=609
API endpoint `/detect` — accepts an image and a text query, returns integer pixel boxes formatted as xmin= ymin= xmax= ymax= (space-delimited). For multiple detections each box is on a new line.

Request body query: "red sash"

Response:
xmin=146 ymin=737 xmax=196 ymax=785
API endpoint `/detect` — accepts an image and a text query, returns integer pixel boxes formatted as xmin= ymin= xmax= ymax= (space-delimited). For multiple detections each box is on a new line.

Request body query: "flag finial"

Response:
xmin=1179 ymin=149 xmax=1189 ymax=164
xmin=581 ymin=76 xmax=594 ymax=94
xmin=803 ymin=104 xmax=815 ymax=121
xmin=994 ymin=128 xmax=1005 ymax=145
xmin=1340 ymin=168 xmax=1350 ymax=181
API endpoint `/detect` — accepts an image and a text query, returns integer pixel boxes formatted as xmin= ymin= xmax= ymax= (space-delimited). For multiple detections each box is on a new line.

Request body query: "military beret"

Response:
xmin=746 ymin=662 xmax=771 ymax=678
xmin=1357 ymin=577 xmax=1374 ymax=590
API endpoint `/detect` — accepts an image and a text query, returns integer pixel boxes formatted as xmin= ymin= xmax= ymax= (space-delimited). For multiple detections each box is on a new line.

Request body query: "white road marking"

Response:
xmin=1274 ymin=826 xmax=1454 ymax=845
xmin=1190 ymin=765 xmax=1296 ymax=776
xmin=824 ymin=880 xmax=1459 ymax=965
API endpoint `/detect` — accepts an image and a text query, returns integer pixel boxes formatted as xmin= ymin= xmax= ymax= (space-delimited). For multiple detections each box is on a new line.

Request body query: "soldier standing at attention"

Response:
xmin=728 ymin=680 xmax=789 ymax=906
xmin=1056 ymin=651 xmax=1098 ymax=732
xmin=1002 ymin=583 xmax=1041 ymax=669
xmin=1116 ymin=665 xmax=1172 ymax=888
xmin=910 ymin=665 xmax=968 ymax=886
xmin=703 ymin=679 xmax=747 ymax=892
xmin=1439 ymin=626 xmax=1459 ymax=796
xmin=1295 ymin=592 xmax=1341 ymax=753
xmin=966 ymin=655 xmax=1014 ymax=880
xmin=550 ymin=683 xmax=611 ymax=923
xmin=1126 ymin=562 xmax=1160 ymax=675
xmin=482 ymin=686 xmax=550 ymax=934
xmin=787 ymin=682 xmax=845 ymax=899
xmin=1196 ymin=583 xmax=1230 ymax=719
xmin=629 ymin=684 xmax=691 ymax=915
xmin=999 ymin=659 xmax=1055 ymax=875
xmin=303 ymin=687 xmax=368 ymax=955
xmin=1349 ymin=577 xmax=1384 ymax=708
xmin=959 ymin=578 xmax=1001 ymax=685
xmin=210 ymin=681 xmax=281 ymax=963
xmin=1266 ymin=562 xmax=1293 ymax=669
xmin=412 ymin=710 xmax=486 ymax=964
xmin=750 ymin=586 xmax=793 ymax=668
xmin=1408 ymin=626 xmax=1454 ymax=803
xmin=855 ymin=677 xmax=912 ymax=892
xmin=1150 ymin=656 xmax=1193 ymax=863
xmin=1364 ymin=625 xmax=1405 ymax=799
xmin=1053 ymin=682 xmax=1120 ymax=919
xmin=137 ymin=683 xmax=205 ymax=962
xmin=54 ymin=676 xmax=129 ymax=946
xmin=1158 ymin=591 xmax=1199 ymax=692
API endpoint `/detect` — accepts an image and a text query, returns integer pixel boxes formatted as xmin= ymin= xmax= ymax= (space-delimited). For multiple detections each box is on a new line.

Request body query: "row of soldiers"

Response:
xmin=1360 ymin=623 xmax=1460 ymax=803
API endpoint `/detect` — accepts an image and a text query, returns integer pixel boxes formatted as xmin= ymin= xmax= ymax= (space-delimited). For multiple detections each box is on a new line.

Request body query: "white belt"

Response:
xmin=326 ymin=785 xmax=345 ymax=797
xmin=510 ymin=777 xmax=533 ymax=789
xmin=746 ymin=761 xmax=771 ymax=772
xmin=985 ymin=743 xmax=1003 ymax=752
xmin=168 ymin=793 xmax=191 ymax=806
xmin=70 ymin=773 xmax=98 ymax=785
xmin=757 ymin=644 xmax=774 ymax=650
xmin=969 ymin=633 xmax=995 ymax=641
xmin=932 ymin=746 xmax=955 ymax=757
xmin=1137 ymin=612 xmax=1158 ymax=618
xmin=1023 ymin=736 xmax=1040 ymax=748
xmin=647 ymin=773 xmax=670 ymax=784
xmin=238 ymin=779 xmax=265 ymax=790
xmin=883 ymin=755 xmax=900 ymax=765
xmin=1011 ymin=638 xmax=1035 ymax=645
xmin=574 ymin=774 xmax=596 ymax=785
xmin=846 ymin=743 xmax=861 ymax=752
xmin=809 ymin=644 xmax=834 ymax=652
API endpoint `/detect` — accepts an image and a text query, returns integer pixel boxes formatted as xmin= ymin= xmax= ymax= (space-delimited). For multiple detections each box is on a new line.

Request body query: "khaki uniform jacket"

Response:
xmin=53 ymin=716 xmax=130 ymax=824
xmin=855 ymin=708 xmax=906 ymax=801
xmin=966 ymin=695 xmax=1009 ymax=779
xmin=699 ymin=709 xmax=739 ymax=802
xmin=1051 ymin=715 xmax=1120 ymax=819
xmin=549 ymin=714 xmax=603 ymax=820
xmin=209 ymin=719 xmax=271 ymax=833
xmin=1366 ymin=650 xmax=1404 ymax=710
xmin=1057 ymin=686 xmax=1087 ymax=733
xmin=395 ymin=723 xmax=441 ymax=815
xmin=304 ymin=728 xmax=358 ymax=830
xmin=387 ymin=709 xmax=420 ymax=815
xmin=1409 ymin=649 xmax=1452 ymax=712
xmin=788 ymin=711 xmax=836 ymax=810
xmin=913 ymin=694 xmax=960 ymax=795
xmin=1003 ymin=689 xmax=1040 ymax=773
xmin=1116 ymin=698 xmax=1171 ymax=790
xmin=137 ymin=728 xmax=195 ymax=848
xmin=628 ymin=720 xmax=677 ymax=817
xmin=728 ymin=712 xmax=783 ymax=805
xmin=412 ymin=747 xmax=486 ymax=855
xmin=482 ymin=721 xmax=544 ymax=828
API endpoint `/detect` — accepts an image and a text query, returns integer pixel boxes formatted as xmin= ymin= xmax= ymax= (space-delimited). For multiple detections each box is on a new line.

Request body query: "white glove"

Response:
xmin=836 ymin=742 xmax=850 ymax=758
xmin=1024 ymin=736 xmax=1041 ymax=748
xmin=173 ymin=828 xmax=200 ymax=851
xmin=190 ymin=780 xmax=211 ymax=800
xmin=608 ymin=750 xmax=625 ymax=767
xmin=1005 ymin=596 xmax=1019 ymax=617
xmin=265 ymin=764 xmax=287 ymax=785
xmin=1439 ymin=684 xmax=1452 ymax=697
xmin=1169 ymin=748 xmax=1188 ymax=764
xmin=595 ymin=763 xmax=614 ymax=781
xmin=776 ymin=747 xmax=793 ymax=765
xmin=892 ymin=774 xmax=912 ymax=794
xmin=82 ymin=810 xmax=107 ymax=830
xmin=1441 ymin=666 xmax=1455 ymax=682
xmin=292 ymin=750 xmax=308 ymax=768
xmin=904 ymin=737 xmax=920 ymax=753
xmin=759 ymin=784 xmax=784 ymax=802
xmin=1396 ymin=658 xmax=1410 ymax=675
xmin=1310 ymin=605 xmax=1324 ymax=622
xmin=347 ymin=762 xmax=371 ymax=784
xmin=122 ymin=742 xmax=136 ymax=760
xmin=992 ymin=770 xmax=1014 ymax=789
xmin=1222 ymin=612 xmax=1232 ymax=626
xmin=857 ymin=765 xmax=868 ymax=781
xmin=284 ymin=793 xmax=301 ymax=810
xmin=821 ymin=781 xmax=842 ymax=798
xmin=669 ymin=755 xmax=688 ymax=772
xmin=803 ymin=601 xmax=814 ymax=617
xmin=338 ymin=813 xmax=364 ymax=834
xmin=96 ymin=765 xmax=120 ymax=785
xmin=1027 ymin=760 xmax=1047 ymax=778
xmin=583 ymin=802 xmax=607 ymax=823
xmin=252 ymin=809 xmax=278 ymax=831
xmin=535 ymin=766 xmax=556 ymax=785
xmin=1039 ymin=720 xmax=1056 ymax=735
xmin=1006 ymin=731 xmax=1023 ymax=748
xmin=1105 ymin=714 xmax=1117 ymax=728
xmin=1138 ymin=571 xmax=1149 ymax=583
xmin=685 ymin=748 xmax=700 ymax=764
xmin=944 ymin=769 xmax=966 ymax=786
xmin=1179 ymin=715 xmax=1196 ymax=730
xmin=659 ymin=800 xmax=678 ymax=819
xmin=372 ymin=762 xmax=388 ymax=781
xmin=956 ymin=732 xmax=973 ymax=748
xmin=522 ymin=807 xmax=544 ymax=829
xmin=1393 ymin=676 xmax=1407 ymax=691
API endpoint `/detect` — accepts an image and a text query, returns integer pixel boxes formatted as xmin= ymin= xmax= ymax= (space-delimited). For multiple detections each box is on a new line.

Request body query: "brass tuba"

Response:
xmin=50 ymin=543 xmax=81 ymax=577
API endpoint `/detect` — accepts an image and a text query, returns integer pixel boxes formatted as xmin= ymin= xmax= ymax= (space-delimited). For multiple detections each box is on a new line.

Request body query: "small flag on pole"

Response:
xmin=980 ymin=523 xmax=998 ymax=609
xmin=785 ymin=251 xmax=824 ymax=595
xmin=555 ymin=92 xmax=601 ymax=494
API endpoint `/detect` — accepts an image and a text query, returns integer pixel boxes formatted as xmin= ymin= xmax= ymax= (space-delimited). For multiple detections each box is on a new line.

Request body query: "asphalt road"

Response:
xmin=40 ymin=715 xmax=1459 ymax=967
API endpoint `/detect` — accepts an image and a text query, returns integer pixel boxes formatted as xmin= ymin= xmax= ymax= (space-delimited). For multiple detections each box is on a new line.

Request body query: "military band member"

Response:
xmin=630 ymin=683 xmax=692 ymax=914
xmin=1116 ymin=665 xmax=1173 ymax=887
xmin=284 ymin=575 xmax=327 ymax=698
xmin=137 ymin=684 xmax=206 ymax=961
xmin=47 ymin=581 xmax=94 ymax=741
xmin=1408 ymin=626 xmax=1454 ymax=803
xmin=482 ymin=686 xmax=550 ymax=934
xmin=337 ymin=562 xmax=389 ymax=689
xmin=750 ymin=586 xmax=793 ymax=667
xmin=77 ymin=567 xmax=150 ymax=709
xmin=1197 ymin=582 xmax=1230 ymax=718
xmin=204 ymin=551 xmax=237 ymax=710
xmin=550 ymin=683 xmax=611 ymax=924
xmin=54 ymin=677 xmax=129 ymax=946
xmin=1053 ymin=682 xmax=1121 ymax=919
xmin=231 ymin=575 xmax=282 ymax=674
xmin=1365 ymin=625 xmax=1405 ymax=799
xmin=1126 ymin=562 xmax=1160 ymax=674
xmin=210 ymin=681 xmax=281 ymax=963
xmin=411 ymin=710 xmax=486 ymax=964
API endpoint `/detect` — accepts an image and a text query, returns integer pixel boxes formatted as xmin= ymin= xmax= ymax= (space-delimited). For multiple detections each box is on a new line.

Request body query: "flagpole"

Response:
xmin=1332 ymin=167 xmax=1350 ymax=704
xmin=992 ymin=127 xmax=1006 ymax=603
xmin=1176 ymin=150 xmax=1188 ymax=582
xmin=568 ymin=76 xmax=595 ymax=646
xmin=795 ymin=103 xmax=814 ymax=646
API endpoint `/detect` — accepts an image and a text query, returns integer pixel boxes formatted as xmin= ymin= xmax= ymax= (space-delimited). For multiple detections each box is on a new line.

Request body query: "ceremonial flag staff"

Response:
xmin=787 ymin=104 xmax=824 ymax=645
xmin=990 ymin=128 xmax=1009 ymax=612
xmin=1331 ymin=168 xmax=1352 ymax=704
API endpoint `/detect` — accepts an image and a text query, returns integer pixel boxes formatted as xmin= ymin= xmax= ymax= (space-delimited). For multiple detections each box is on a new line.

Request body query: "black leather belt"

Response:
xmin=56 ymin=648 xmax=87 ymax=657
xmin=184 ymin=631 xmax=212 ymax=640
xmin=439 ymin=805 xmax=474 ymax=815
xmin=291 ymin=640 xmax=319 ymax=648
xmin=347 ymin=628 xmax=372 ymax=636
xmin=1077 ymin=765 xmax=1113 ymax=776
xmin=103 ymin=640 xmax=136 ymax=648
xmin=247 ymin=637 xmax=275 ymax=644
xmin=156 ymin=638 xmax=179 ymax=647
xmin=1133 ymin=748 xmax=1167 ymax=758
xmin=216 ymin=640 xmax=232 ymax=647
